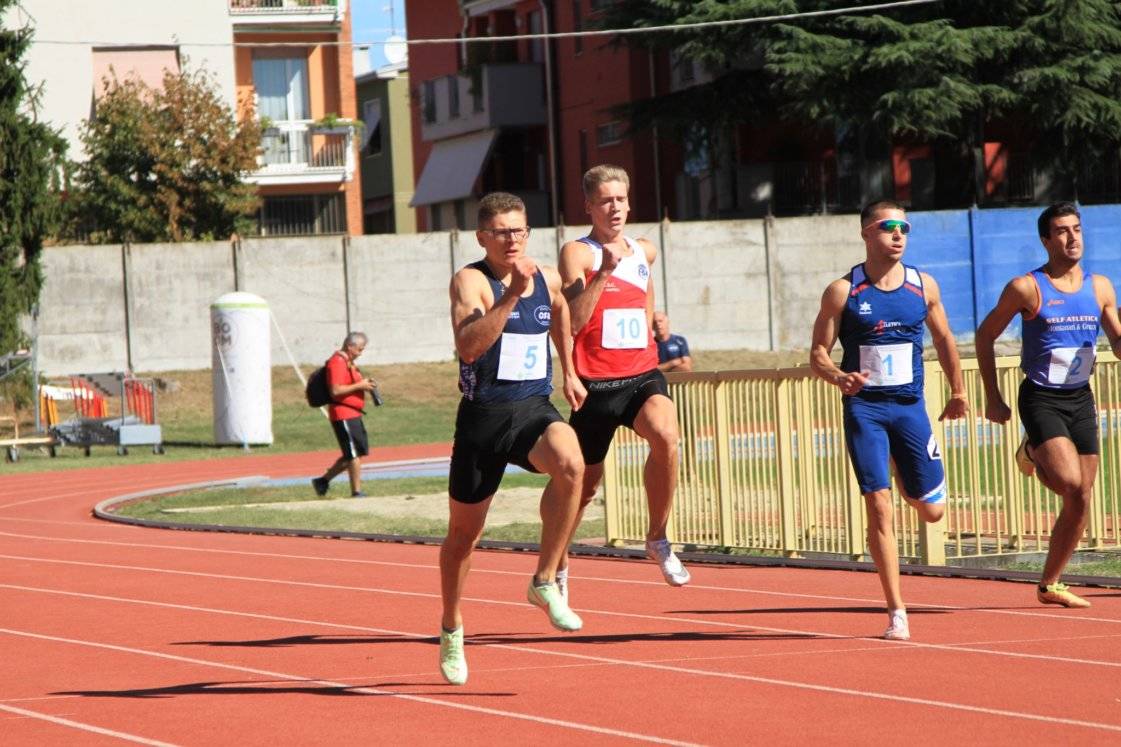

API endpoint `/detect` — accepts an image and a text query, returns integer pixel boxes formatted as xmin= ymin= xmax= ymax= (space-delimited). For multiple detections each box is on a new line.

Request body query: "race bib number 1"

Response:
xmin=601 ymin=308 xmax=648 ymax=349
xmin=497 ymin=331 xmax=548 ymax=381
xmin=859 ymin=343 xmax=914 ymax=387
xmin=1047 ymin=345 xmax=1095 ymax=386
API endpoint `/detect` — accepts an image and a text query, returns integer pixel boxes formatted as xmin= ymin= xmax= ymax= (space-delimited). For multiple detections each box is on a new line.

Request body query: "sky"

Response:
xmin=350 ymin=0 xmax=408 ymax=72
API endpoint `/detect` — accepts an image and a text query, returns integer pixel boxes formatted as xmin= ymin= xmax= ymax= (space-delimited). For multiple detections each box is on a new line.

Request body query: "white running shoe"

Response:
xmin=439 ymin=627 xmax=468 ymax=685
xmin=645 ymin=539 xmax=691 ymax=586
xmin=556 ymin=567 xmax=569 ymax=604
xmin=883 ymin=609 xmax=910 ymax=641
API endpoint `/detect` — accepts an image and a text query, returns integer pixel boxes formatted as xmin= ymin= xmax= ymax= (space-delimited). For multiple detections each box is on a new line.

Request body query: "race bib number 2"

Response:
xmin=859 ymin=343 xmax=913 ymax=387
xmin=1048 ymin=345 xmax=1095 ymax=386
xmin=601 ymin=308 xmax=648 ymax=349
xmin=497 ymin=331 xmax=548 ymax=381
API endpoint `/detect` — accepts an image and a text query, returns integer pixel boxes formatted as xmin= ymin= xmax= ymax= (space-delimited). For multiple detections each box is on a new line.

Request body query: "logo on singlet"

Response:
xmin=533 ymin=305 xmax=551 ymax=325
xmin=638 ymin=264 xmax=649 ymax=279
xmin=1046 ymin=298 xmax=1065 ymax=307
xmin=859 ymin=301 xmax=872 ymax=315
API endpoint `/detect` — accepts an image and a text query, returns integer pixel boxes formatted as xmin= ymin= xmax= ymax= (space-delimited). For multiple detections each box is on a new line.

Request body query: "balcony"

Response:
xmin=420 ymin=63 xmax=546 ymax=142
xmin=228 ymin=0 xmax=346 ymax=27
xmin=246 ymin=120 xmax=355 ymax=185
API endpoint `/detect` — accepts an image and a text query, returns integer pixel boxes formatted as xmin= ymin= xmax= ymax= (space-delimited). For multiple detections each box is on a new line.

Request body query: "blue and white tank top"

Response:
xmin=839 ymin=263 xmax=927 ymax=400
xmin=458 ymin=260 xmax=554 ymax=403
xmin=1021 ymin=267 xmax=1100 ymax=389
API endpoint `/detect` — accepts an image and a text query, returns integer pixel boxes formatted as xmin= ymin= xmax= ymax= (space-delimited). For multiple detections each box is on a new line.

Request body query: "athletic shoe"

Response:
xmin=883 ymin=609 xmax=910 ymax=640
xmin=645 ymin=539 xmax=691 ymax=586
xmin=1037 ymin=582 xmax=1091 ymax=608
xmin=311 ymin=476 xmax=330 ymax=496
xmin=439 ymin=627 xmax=468 ymax=685
xmin=1015 ymin=435 xmax=1035 ymax=477
xmin=350 ymin=491 xmax=367 ymax=498
xmin=556 ymin=567 xmax=569 ymax=604
xmin=526 ymin=580 xmax=583 ymax=632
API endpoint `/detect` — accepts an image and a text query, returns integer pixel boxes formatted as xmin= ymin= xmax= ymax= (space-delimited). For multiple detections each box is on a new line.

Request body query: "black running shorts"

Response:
xmin=569 ymin=368 xmax=670 ymax=465
xmin=449 ymin=395 xmax=563 ymax=504
xmin=1018 ymin=379 xmax=1099 ymax=455
xmin=331 ymin=416 xmax=369 ymax=459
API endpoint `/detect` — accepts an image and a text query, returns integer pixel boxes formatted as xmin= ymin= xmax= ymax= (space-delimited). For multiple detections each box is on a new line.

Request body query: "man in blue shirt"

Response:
xmin=976 ymin=201 xmax=1121 ymax=609
xmin=654 ymin=312 xmax=693 ymax=372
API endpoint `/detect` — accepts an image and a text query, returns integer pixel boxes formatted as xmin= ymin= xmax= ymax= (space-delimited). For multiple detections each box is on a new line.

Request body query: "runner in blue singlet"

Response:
xmin=811 ymin=199 xmax=969 ymax=641
xmin=976 ymin=201 xmax=1121 ymax=609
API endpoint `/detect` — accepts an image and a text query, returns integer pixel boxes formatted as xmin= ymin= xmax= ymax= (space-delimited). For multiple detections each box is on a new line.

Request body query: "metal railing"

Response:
xmin=603 ymin=353 xmax=1121 ymax=564
xmin=254 ymin=121 xmax=354 ymax=181
xmin=229 ymin=0 xmax=339 ymax=13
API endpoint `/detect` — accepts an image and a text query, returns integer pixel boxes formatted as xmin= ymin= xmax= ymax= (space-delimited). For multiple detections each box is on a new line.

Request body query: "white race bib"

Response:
xmin=497 ymin=332 xmax=548 ymax=381
xmin=859 ymin=343 xmax=913 ymax=387
xmin=601 ymin=308 xmax=648 ymax=349
xmin=1047 ymin=346 xmax=1095 ymax=386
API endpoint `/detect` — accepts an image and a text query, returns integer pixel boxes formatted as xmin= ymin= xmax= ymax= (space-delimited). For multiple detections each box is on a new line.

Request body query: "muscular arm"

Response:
xmin=975 ymin=275 xmax=1035 ymax=422
xmin=558 ymin=240 xmax=604 ymax=333
xmin=449 ymin=269 xmax=517 ymax=364
xmin=1094 ymin=275 xmax=1121 ymax=358
xmin=810 ymin=277 xmax=868 ymax=395
xmin=544 ymin=265 xmax=587 ymax=411
xmin=921 ymin=273 xmax=968 ymax=419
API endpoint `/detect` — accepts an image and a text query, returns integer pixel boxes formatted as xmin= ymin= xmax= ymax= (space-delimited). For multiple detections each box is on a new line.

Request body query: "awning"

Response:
xmin=410 ymin=129 xmax=497 ymax=207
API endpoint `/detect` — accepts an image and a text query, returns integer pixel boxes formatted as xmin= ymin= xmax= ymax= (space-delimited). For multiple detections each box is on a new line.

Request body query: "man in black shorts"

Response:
xmin=977 ymin=201 xmax=1121 ymax=607
xmin=311 ymin=332 xmax=376 ymax=497
xmin=438 ymin=192 xmax=587 ymax=685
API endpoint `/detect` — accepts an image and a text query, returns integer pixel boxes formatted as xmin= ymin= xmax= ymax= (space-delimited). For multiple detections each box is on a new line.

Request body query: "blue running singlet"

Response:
xmin=458 ymin=260 xmax=554 ymax=404
xmin=839 ymin=263 xmax=926 ymax=401
xmin=1021 ymin=267 xmax=1101 ymax=390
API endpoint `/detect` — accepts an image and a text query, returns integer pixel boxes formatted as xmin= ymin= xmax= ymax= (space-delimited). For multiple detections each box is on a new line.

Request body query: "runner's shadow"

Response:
xmin=468 ymin=629 xmax=817 ymax=645
xmin=174 ymin=633 xmax=431 ymax=648
xmin=667 ymin=606 xmax=950 ymax=616
xmin=54 ymin=680 xmax=513 ymax=699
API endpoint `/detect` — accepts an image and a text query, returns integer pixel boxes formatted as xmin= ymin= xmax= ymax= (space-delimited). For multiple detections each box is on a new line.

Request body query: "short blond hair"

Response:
xmin=582 ymin=164 xmax=630 ymax=198
xmin=477 ymin=192 xmax=526 ymax=225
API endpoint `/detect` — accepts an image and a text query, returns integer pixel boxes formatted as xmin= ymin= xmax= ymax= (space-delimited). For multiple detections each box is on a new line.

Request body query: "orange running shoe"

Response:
xmin=1037 ymin=582 xmax=1091 ymax=608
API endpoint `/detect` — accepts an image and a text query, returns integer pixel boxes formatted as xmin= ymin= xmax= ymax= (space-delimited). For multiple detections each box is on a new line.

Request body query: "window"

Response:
xmin=423 ymin=80 xmax=436 ymax=124
xmin=596 ymin=121 xmax=623 ymax=147
xmin=362 ymin=98 xmax=383 ymax=157
xmin=252 ymin=54 xmax=310 ymax=121
xmin=573 ymin=1 xmax=583 ymax=54
xmin=259 ymin=194 xmax=345 ymax=236
xmin=447 ymin=74 xmax=460 ymax=119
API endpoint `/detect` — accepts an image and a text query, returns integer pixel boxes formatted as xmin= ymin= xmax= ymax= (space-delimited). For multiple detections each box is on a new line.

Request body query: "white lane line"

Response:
xmin=1 ymin=528 xmax=1116 ymax=627
xmin=0 ymin=702 xmax=178 ymax=746
xmin=6 ymin=553 xmax=1121 ymax=671
xmin=0 ymin=627 xmax=697 ymax=747
xmin=2 ymin=591 xmax=1121 ymax=736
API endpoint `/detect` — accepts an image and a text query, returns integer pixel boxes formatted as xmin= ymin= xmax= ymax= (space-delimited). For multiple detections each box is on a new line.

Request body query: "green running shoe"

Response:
xmin=527 ymin=580 xmax=583 ymax=632
xmin=439 ymin=626 xmax=468 ymax=685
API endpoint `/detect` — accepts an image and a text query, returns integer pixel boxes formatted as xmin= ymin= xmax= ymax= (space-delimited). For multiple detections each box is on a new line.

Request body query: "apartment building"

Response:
xmin=12 ymin=0 xmax=362 ymax=236
xmin=355 ymin=58 xmax=417 ymax=234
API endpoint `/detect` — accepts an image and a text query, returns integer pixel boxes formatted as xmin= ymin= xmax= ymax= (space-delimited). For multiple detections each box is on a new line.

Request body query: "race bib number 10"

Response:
xmin=859 ymin=343 xmax=914 ymax=387
xmin=497 ymin=331 xmax=548 ymax=381
xmin=601 ymin=308 xmax=648 ymax=349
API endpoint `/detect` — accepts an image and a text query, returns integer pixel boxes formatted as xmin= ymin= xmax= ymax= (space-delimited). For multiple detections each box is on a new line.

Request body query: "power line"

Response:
xmin=31 ymin=0 xmax=941 ymax=49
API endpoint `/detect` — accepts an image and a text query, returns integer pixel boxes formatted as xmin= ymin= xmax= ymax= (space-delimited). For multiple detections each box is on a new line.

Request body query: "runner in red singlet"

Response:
xmin=547 ymin=164 xmax=690 ymax=596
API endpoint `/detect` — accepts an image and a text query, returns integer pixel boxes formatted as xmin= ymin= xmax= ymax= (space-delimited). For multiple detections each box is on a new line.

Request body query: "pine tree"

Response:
xmin=0 ymin=0 xmax=66 ymax=356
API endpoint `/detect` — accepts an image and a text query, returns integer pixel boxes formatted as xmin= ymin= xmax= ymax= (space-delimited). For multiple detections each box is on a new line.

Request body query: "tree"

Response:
xmin=70 ymin=65 xmax=262 ymax=243
xmin=0 ymin=0 xmax=67 ymax=358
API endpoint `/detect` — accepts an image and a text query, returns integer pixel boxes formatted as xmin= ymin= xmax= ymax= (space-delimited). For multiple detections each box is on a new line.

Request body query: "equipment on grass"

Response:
xmin=50 ymin=372 xmax=163 ymax=456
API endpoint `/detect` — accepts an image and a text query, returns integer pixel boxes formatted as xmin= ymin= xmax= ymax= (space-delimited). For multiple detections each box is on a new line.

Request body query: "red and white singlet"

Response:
xmin=573 ymin=236 xmax=658 ymax=379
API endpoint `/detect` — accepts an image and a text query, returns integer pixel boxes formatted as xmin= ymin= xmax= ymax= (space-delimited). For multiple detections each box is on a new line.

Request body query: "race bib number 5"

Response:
xmin=1048 ymin=345 xmax=1095 ymax=386
xmin=497 ymin=331 xmax=548 ymax=381
xmin=601 ymin=308 xmax=648 ymax=349
xmin=859 ymin=343 xmax=913 ymax=387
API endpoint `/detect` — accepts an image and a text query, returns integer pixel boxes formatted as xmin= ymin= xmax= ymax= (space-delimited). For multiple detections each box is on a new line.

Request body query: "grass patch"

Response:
xmin=110 ymin=471 xmax=606 ymax=543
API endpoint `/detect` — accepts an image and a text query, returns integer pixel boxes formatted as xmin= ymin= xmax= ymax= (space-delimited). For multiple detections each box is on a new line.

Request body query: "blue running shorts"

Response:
xmin=842 ymin=395 xmax=946 ymax=502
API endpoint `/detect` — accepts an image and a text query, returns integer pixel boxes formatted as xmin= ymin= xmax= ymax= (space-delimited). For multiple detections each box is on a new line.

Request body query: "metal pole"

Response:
xmin=31 ymin=304 xmax=40 ymax=433
xmin=539 ymin=0 xmax=559 ymax=227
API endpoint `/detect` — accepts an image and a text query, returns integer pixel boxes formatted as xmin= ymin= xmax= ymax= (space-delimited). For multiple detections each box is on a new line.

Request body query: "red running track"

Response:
xmin=3 ymin=445 xmax=1121 ymax=745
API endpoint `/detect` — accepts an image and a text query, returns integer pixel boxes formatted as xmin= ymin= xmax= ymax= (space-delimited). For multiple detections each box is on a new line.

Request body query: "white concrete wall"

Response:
xmin=10 ymin=1 xmax=236 ymax=160
xmin=34 ymin=215 xmax=871 ymax=375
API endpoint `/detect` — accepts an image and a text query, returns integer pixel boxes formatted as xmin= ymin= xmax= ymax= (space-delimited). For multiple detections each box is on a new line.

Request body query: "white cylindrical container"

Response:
xmin=211 ymin=292 xmax=273 ymax=446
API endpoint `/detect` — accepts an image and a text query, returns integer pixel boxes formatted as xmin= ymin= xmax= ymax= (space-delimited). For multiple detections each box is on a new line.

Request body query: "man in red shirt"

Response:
xmin=311 ymin=332 xmax=377 ymax=498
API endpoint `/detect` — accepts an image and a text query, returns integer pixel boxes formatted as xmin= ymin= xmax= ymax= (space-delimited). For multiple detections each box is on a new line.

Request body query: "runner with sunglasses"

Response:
xmin=810 ymin=199 xmax=969 ymax=640
xmin=975 ymin=201 xmax=1121 ymax=609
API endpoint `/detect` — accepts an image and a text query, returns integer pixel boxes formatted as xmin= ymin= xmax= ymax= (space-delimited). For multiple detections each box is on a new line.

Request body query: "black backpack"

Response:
xmin=305 ymin=365 xmax=332 ymax=408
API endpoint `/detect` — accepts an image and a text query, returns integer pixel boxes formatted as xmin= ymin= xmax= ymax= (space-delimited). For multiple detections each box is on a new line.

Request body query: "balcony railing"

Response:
xmin=247 ymin=120 xmax=355 ymax=185
xmin=229 ymin=0 xmax=345 ymax=24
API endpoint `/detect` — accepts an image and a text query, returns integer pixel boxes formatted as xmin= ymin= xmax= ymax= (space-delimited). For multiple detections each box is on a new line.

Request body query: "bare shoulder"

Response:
xmin=919 ymin=271 xmax=942 ymax=303
xmin=450 ymin=264 xmax=488 ymax=303
xmin=1093 ymin=272 xmax=1119 ymax=305
xmin=820 ymin=276 xmax=851 ymax=312
xmin=539 ymin=264 xmax=562 ymax=291
xmin=636 ymin=236 xmax=657 ymax=264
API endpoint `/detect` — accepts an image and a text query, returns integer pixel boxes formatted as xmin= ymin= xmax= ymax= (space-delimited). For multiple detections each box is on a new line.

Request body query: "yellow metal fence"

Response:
xmin=603 ymin=354 xmax=1121 ymax=564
